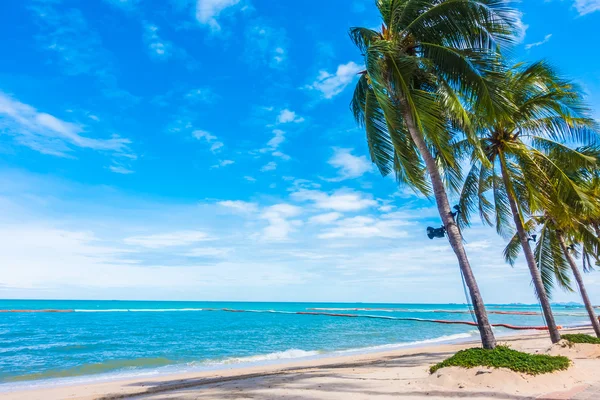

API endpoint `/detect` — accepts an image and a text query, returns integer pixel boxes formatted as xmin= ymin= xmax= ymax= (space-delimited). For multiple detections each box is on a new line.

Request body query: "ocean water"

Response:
xmin=0 ymin=300 xmax=591 ymax=390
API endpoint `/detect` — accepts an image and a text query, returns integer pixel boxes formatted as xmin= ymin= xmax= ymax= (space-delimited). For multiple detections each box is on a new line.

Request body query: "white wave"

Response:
xmin=562 ymin=321 xmax=592 ymax=328
xmin=555 ymin=313 xmax=588 ymax=317
xmin=308 ymin=308 xmax=409 ymax=312
xmin=265 ymin=310 xmax=296 ymax=314
xmin=74 ymin=308 xmax=206 ymax=312
xmin=239 ymin=309 xmax=295 ymax=314
xmin=206 ymin=349 xmax=321 ymax=365
xmin=204 ymin=332 xmax=477 ymax=368
xmin=334 ymin=333 xmax=476 ymax=355
xmin=306 ymin=308 xmax=453 ymax=313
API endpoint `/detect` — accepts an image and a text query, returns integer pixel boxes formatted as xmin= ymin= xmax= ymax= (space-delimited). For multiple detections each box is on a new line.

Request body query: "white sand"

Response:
xmin=2 ymin=328 xmax=599 ymax=400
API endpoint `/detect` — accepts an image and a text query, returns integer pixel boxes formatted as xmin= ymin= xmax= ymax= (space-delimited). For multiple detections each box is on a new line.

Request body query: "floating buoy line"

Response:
xmin=0 ymin=307 xmax=567 ymax=331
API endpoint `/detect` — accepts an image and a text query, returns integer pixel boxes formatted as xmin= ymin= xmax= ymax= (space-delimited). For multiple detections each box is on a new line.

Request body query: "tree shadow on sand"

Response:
xmin=95 ymin=350 xmax=547 ymax=400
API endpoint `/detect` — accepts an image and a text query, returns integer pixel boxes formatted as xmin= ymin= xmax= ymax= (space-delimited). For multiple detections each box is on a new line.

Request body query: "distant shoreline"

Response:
xmin=0 ymin=298 xmax=588 ymax=306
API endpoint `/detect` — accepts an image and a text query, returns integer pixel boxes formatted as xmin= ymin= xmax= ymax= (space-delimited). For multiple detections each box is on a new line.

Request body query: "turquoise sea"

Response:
xmin=0 ymin=300 xmax=591 ymax=390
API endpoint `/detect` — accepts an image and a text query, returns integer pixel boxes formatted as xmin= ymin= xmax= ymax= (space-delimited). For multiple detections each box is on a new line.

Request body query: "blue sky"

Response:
xmin=1 ymin=0 xmax=600 ymax=303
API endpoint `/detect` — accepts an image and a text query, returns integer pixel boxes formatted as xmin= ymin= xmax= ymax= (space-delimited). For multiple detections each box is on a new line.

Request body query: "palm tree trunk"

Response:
xmin=498 ymin=153 xmax=561 ymax=343
xmin=400 ymin=107 xmax=496 ymax=349
xmin=557 ymin=233 xmax=600 ymax=337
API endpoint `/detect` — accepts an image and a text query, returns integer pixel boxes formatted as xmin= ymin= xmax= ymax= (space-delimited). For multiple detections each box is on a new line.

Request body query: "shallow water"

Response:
xmin=0 ymin=300 xmax=590 ymax=389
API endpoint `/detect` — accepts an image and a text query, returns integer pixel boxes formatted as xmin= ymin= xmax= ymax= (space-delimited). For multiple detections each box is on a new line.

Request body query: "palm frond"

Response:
xmin=534 ymin=223 xmax=573 ymax=297
xmin=491 ymin=165 xmax=514 ymax=238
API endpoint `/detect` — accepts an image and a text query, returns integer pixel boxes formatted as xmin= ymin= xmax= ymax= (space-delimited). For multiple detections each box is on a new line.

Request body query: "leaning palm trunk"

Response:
xmin=348 ymin=0 xmax=519 ymax=350
xmin=557 ymin=233 xmax=600 ymax=337
xmin=499 ymin=154 xmax=561 ymax=343
xmin=402 ymin=105 xmax=496 ymax=349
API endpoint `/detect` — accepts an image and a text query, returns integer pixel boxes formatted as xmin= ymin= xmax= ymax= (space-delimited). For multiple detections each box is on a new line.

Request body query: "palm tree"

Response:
xmin=557 ymin=228 xmax=600 ymax=337
xmin=458 ymin=62 xmax=598 ymax=343
xmin=585 ymin=173 xmax=600 ymax=239
xmin=504 ymin=148 xmax=600 ymax=337
xmin=349 ymin=0 xmax=518 ymax=349
xmin=505 ymin=210 xmax=600 ymax=337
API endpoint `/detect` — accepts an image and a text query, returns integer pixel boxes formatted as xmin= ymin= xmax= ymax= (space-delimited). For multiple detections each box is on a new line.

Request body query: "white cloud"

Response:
xmin=31 ymin=3 xmax=137 ymax=103
xmin=259 ymin=129 xmax=291 ymax=161
xmin=272 ymin=151 xmax=290 ymax=160
xmin=266 ymin=129 xmax=285 ymax=150
xmin=211 ymin=159 xmax=234 ymax=168
xmin=0 ymin=226 xmax=136 ymax=289
xmin=218 ymin=200 xmax=258 ymax=213
xmin=143 ymin=23 xmax=172 ymax=59
xmin=219 ymin=200 xmax=302 ymax=241
xmin=109 ymin=164 xmax=134 ymax=174
xmin=261 ymin=161 xmax=277 ymax=172
xmin=124 ymin=231 xmax=211 ymax=248
xmin=0 ymin=92 xmax=132 ymax=157
xmin=514 ymin=11 xmax=528 ymax=43
xmin=464 ymin=240 xmax=492 ymax=250
xmin=142 ymin=22 xmax=195 ymax=68
xmin=381 ymin=207 xmax=439 ymax=221
xmin=211 ymin=142 xmax=224 ymax=152
xmin=244 ymin=23 xmax=288 ymax=68
xmin=525 ymin=34 xmax=552 ymax=50
xmin=265 ymin=203 xmax=302 ymax=217
xmin=291 ymin=189 xmax=377 ymax=212
xmin=31 ymin=6 xmax=99 ymax=76
xmin=317 ymin=216 xmax=409 ymax=239
xmin=326 ymin=148 xmax=372 ymax=181
xmin=260 ymin=204 xmax=303 ymax=241
xmin=277 ymin=109 xmax=304 ymax=124
xmin=0 ymin=222 xmax=308 ymax=294
xmin=267 ymin=129 xmax=285 ymax=148
xmin=572 ymin=0 xmax=600 ymax=15
xmin=185 ymin=88 xmax=215 ymax=103
xmin=309 ymin=212 xmax=342 ymax=224
xmin=192 ymin=130 xmax=216 ymax=141
xmin=196 ymin=0 xmax=241 ymax=31
xmin=287 ymin=178 xmax=321 ymax=191
xmin=307 ymin=61 xmax=362 ymax=99
xmin=153 ymin=87 xmax=216 ymax=109
xmin=273 ymin=47 xmax=285 ymax=64
xmin=2 ymin=172 xmax=594 ymax=303
xmin=244 ymin=176 xmax=256 ymax=182
xmin=182 ymin=247 xmax=231 ymax=257
xmin=192 ymin=129 xmax=224 ymax=153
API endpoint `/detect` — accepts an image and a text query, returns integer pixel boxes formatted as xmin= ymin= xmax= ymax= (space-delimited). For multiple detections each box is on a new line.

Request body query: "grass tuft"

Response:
xmin=561 ymin=333 xmax=600 ymax=345
xmin=429 ymin=346 xmax=570 ymax=375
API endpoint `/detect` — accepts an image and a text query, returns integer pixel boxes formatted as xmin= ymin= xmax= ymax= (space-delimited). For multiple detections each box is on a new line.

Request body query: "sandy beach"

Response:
xmin=2 ymin=328 xmax=599 ymax=400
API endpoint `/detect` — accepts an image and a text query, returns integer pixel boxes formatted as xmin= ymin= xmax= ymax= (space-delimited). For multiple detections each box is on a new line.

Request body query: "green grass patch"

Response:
xmin=561 ymin=333 xmax=600 ymax=345
xmin=429 ymin=346 xmax=570 ymax=375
